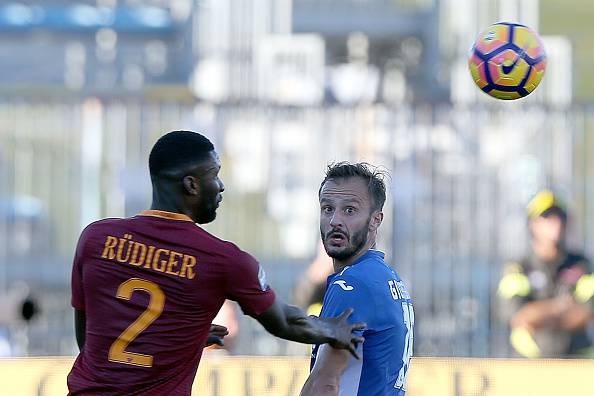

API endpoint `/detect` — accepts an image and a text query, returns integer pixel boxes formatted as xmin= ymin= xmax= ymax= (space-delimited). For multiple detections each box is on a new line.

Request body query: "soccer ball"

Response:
xmin=468 ymin=22 xmax=546 ymax=100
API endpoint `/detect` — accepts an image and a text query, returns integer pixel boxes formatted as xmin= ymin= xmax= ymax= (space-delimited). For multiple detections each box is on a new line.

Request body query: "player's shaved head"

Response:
xmin=149 ymin=130 xmax=215 ymax=179
xmin=148 ymin=130 xmax=224 ymax=224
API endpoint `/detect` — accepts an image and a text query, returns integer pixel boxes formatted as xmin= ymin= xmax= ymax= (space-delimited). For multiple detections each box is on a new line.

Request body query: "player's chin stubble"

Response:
xmin=202 ymin=209 xmax=217 ymax=223
xmin=196 ymin=205 xmax=217 ymax=224
xmin=321 ymin=219 xmax=370 ymax=261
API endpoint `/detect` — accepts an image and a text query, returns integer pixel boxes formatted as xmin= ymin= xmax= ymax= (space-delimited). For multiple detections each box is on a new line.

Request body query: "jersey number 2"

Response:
xmin=108 ymin=278 xmax=166 ymax=367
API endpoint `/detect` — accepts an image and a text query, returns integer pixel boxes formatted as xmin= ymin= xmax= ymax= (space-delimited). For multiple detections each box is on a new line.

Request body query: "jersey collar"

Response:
xmin=329 ymin=249 xmax=386 ymax=279
xmin=139 ymin=210 xmax=194 ymax=222
xmin=367 ymin=249 xmax=386 ymax=259
xmin=349 ymin=249 xmax=385 ymax=266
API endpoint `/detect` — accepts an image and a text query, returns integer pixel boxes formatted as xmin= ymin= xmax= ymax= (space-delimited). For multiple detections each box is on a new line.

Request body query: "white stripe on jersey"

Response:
xmin=338 ymin=265 xmax=351 ymax=276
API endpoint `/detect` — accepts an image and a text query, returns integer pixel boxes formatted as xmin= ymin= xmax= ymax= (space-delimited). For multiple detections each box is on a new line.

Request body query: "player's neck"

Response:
xmin=151 ymin=191 xmax=196 ymax=222
xmin=332 ymin=239 xmax=376 ymax=273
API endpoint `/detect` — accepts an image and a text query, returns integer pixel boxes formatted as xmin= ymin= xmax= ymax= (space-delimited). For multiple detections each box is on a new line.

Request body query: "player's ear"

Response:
xmin=369 ymin=211 xmax=383 ymax=232
xmin=182 ymin=175 xmax=200 ymax=196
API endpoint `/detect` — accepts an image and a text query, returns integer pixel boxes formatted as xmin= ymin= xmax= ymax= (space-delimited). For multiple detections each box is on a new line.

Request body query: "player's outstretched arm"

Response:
xmin=300 ymin=344 xmax=350 ymax=396
xmin=254 ymin=300 xmax=365 ymax=358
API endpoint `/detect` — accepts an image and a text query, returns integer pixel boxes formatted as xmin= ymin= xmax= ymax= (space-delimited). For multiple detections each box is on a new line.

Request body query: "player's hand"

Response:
xmin=316 ymin=308 xmax=366 ymax=359
xmin=205 ymin=324 xmax=229 ymax=347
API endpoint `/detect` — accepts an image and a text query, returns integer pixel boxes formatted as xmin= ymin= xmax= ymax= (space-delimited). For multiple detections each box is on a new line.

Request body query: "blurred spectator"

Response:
xmin=498 ymin=190 xmax=594 ymax=358
xmin=292 ymin=242 xmax=333 ymax=317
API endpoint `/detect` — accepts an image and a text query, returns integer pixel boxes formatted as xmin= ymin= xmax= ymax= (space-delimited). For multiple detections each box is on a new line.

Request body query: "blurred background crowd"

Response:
xmin=1 ymin=0 xmax=594 ymax=362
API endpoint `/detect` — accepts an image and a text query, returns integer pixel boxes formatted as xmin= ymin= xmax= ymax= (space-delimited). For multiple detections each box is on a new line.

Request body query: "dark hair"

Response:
xmin=149 ymin=130 xmax=214 ymax=177
xmin=540 ymin=206 xmax=568 ymax=224
xmin=319 ymin=162 xmax=387 ymax=211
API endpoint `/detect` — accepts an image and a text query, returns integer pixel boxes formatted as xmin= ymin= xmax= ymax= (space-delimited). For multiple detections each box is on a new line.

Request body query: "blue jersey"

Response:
xmin=311 ymin=250 xmax=414 ymax=396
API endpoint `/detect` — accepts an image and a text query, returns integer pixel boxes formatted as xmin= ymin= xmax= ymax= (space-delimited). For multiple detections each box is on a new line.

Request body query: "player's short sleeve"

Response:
xmin=225 ymin=249 xmax=276 ymax=317
xmin=322 ymin=274 xmax=373 ymax=335
xmin=496 ymin=262 xmax=531 ymax=322
xmin=71 ymin=226 xmax=92 ymax=310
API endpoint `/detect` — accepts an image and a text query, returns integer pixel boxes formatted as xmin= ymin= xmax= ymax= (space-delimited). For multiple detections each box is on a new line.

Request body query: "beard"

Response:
xmin=321 ymin=217 xmax=371 ymax=261
xmin=196 ymin=209 xmax=217 ymax=224
xmin=195 ymin=197 xmax=218 ymax=224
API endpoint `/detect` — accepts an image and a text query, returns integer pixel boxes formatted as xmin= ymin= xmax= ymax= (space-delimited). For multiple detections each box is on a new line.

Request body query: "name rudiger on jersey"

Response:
xmin=101 ymin=234 xmax=197 ymax=280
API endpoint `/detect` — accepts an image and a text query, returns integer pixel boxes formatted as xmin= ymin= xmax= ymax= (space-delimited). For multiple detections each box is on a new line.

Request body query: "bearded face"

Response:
xmin=319 ymin=177 xmax=376 ymax=262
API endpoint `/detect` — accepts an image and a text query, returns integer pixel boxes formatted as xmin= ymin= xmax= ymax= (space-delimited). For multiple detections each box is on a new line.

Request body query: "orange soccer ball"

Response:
xmin=468 ymin=22 xmax=546 ymax=100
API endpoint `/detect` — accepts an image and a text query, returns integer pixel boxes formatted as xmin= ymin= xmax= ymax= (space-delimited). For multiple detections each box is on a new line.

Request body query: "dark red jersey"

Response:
xmin=67 ymin=210 xmax=276 ymax=395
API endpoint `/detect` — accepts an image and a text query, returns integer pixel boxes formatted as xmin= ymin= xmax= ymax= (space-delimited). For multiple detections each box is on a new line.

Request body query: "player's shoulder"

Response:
xmin=135 ymin=214 xmax=255 ymax=263
xmin=84 ymin=216 xmax=125 ymax=228
xmin=332 ymin=260 xmax=390 ymax=293
xmin=73 ymin=218 xmax=128 ymax=258
xmin=347 ymin=250 xmax=395 ymax=280
xmin=201 ymin=229 xmax=249 ymax=256
xmin=502 ymin=260 xmax=526 ymax=274
xmin=78 ymin=217 xmax=126 ymax=238
xmin=498 ymin=260 xmax=531 ymax=299
xmin=189 ymin=228 xmax=256 ymax=265
xmin=565 ymin=251 xmax=591 ymax=268
xmin=558 ymin=251 xmax=591 ymax=285
xmin=134 ymin=216 xmax=248 ymax=259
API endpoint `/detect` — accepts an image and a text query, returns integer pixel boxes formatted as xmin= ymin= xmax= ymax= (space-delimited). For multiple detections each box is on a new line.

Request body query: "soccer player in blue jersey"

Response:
xmin=300 ymin=162 xmax=414 ymax=396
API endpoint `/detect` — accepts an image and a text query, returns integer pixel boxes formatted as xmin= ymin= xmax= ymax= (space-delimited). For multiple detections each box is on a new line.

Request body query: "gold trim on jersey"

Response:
xmin=139 ymin=210 xmax=194 ymax=222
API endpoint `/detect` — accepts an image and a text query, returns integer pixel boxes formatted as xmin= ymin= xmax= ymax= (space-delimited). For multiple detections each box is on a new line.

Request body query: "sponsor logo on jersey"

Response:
xmin=333 ymin=280 xmax=354 ymax=291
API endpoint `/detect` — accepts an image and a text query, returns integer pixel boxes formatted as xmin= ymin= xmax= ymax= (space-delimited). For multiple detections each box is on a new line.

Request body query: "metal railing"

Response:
xmin=0 ymin=98 xmax=592 ymax=357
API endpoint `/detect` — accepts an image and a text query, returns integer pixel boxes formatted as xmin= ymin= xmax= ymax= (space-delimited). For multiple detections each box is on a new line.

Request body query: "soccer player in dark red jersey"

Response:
xmin=67 ymin=130 xmax=365 ymax=396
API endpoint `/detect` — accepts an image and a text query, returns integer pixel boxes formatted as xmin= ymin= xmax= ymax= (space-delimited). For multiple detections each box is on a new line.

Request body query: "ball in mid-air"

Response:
xmin=468 ymin=22 xmax=546 ymax=100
